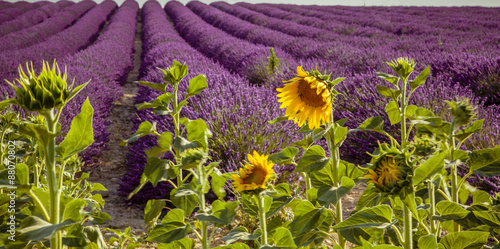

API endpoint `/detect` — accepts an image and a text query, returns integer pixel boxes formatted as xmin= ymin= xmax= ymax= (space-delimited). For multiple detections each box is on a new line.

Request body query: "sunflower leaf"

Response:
xmin=296 ymin=145 xmax=330 ymax=173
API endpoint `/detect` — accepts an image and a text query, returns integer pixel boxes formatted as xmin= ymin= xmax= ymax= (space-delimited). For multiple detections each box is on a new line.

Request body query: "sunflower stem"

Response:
xmin=448 ymin=118 xmax=460 ymax=233
xmin=401 ymin=77 xmax=408 ymax=150
xmin=197 ymin=162 xmax=209 ymax=249
xmin=328 ymin=106 xmax=346 ymax=249
xmin=428 ymin=180 xmax=437 ymax=234
xmin=43 ymin=109 xmax=62 ymax=249
xmin=404 ymin=203 xmax=413 ymax=249
xmin=258 ymin=194 xmax=268 ymax=246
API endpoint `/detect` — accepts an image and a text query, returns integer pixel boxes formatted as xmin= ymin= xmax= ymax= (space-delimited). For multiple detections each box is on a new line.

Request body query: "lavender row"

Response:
xmin=0 ymin=1 xmax=73 ymax=37
xmin=0 ymin=0 xmax=117 ymax=98
xmin=0 ymin=1 xmax=96 ymax=52
xmin=211 ymin=1 xmax=343 ymax=41
xmin=164 ymin=1 xmax=296 ymax=84
xmin=57 ymin=0 xmax=138 ymax=163
xmin=0 ymin=1 xmax=47 ymax=24
xmin=119 ymin=0 xmax=299 ymax=203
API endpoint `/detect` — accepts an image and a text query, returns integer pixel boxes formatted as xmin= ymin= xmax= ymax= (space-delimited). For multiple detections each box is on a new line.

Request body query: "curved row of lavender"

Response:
xmin=200 ymin=2 xmax=500 ymax=193
xmin=119 ymin=0 xmax=299 ymax=203
xmin=0 ymin=0 xmax=73 ymax=37
xmin=164 ymin=1 xmax=297 ymax=85
xmin=0 ymin=1 xmax=96 ymax=52
xmin=237 ymin=3 xmax=500 ymax=104
xmin=57 ymin=0 xmax=138 ymax=163
xmin=0 ymin=1 xmax=47 ymax=24
xmin=0 ymin=0 xmax=116 ymax=97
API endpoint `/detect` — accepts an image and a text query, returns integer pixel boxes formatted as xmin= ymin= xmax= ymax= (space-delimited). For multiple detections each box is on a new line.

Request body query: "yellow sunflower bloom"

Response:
xmin=231 ymin=151 xmax=276 ymax=192
xmin=276 ymin=66 xmax=332 ymax=129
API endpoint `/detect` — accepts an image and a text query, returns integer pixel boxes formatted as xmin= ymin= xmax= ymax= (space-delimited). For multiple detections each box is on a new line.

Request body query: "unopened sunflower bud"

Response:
xmin=446 ymin=99 xmax=477 ymax=127
xmin=410 ymin=135 xmax=440 ymax=157
xmin=363 ymin=148 xmax=412 ymax=195
xmin=387 ymin=57 xmax=415 ymax=79
xmin=6 ymin=61 xmax=73 ymax=112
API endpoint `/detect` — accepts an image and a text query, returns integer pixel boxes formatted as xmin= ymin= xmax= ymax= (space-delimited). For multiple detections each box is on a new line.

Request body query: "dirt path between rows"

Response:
xmin=86 ymin=10 xmax=149 ymax=238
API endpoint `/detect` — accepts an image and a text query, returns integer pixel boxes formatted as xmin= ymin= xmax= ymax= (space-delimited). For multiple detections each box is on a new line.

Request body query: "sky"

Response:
xmin=11 ymin=0 xmax=500 ymax=7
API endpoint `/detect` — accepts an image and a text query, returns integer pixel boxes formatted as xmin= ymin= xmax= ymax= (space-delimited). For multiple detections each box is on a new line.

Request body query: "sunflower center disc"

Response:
xmin=242 ymin=167 xmax=266 ymax=185
xmin=297 ymin=79 xmax=326 ymax=108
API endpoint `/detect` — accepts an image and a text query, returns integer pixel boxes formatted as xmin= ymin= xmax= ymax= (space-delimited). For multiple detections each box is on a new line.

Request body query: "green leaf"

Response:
xmin=269 ymin=147 xmax=299 ymax=164
xmin=473 ymin=211 xmax=500 ymax=229
xmin=196 ymin=200 xmax=237 ymax=225
xmin=0 ymin=163 xmax=29 ymax=186
xmin=171 ymin=188 xmax=198 ymax=216
xmin=338 ymin=160 xmax=364 ymax=181
xmin=376 ymin=85 xmax=401 ymax=100
xmin=413 ymin=151 xmax=447 ymax=184
xmin=57 ymin=98 xmax=94 ymax=159
xmin=418 ymin=234 xmax=438 ymax=249
xmin=406 ymin=105 xmax=418 ymax=118
xmin=268 ymin=116 xmax=289 ymax=125
xmin=144 ymin=199 xmax=166 ymax=229
xmin=318 ymin=176 xmax=355 ymax=205
xmin=434 ymin=201 xmax=469 ymax=221
xmin=353 ymin=116 xmax=384 ymax=132
xmin=295 ymin=145 xmax=330 ymax=173
xmin=90 ymin=183 xmax=107 ymax=192
xmin=158 ymin=131 xmax=173 ymax=150
xmin=161 ymin=209 xmax=185 ymax=224
xmin=121 ymin=121 xmax=157 ymax=146
xmin=355 ymin=184 xmax=384 ymax=210
xmin=409 ymin=66 xmax=430 ymax=91
xmin=83 ymin=225 xmax=107 ymax=249
xmin=186 ymin=74 xmax=208 ymax=97
xmin=62 ymin=199 xmax=87 ymax=222
xmin=241 ymin=193 xmax=259 ymax=217
xmin=213 ymin=243 xmax=250 ymax=249
xmin=290 ymin=201 xmax=327 ymax=236
xmin=376 ymin=72 xmax=399 ymax=87
xmin=157 ymin=238 xmax=194 ymax=249
xmin=17 ymin=122 xmax=56 ymax=152
xmin=18 ymin=216 xmax=75 ymax=242
xmin=272 ymin=227 xmax=296 ymax=248
xmin=469 ymin=145 xmax=500 ymax=175
xmin=137 ymin=81 xmax=169 ymax=93
xmin=143 ymin=157 xmax=178 ymax=187
xmin=454 ymin=119 xmax=484 ymax=143
xmin=136 ymin=93 xmax=173 ymax=110
xmin=222 ymin=227 xmax=261 ymax=245
xmin=438 ymin=231 xmax=488 ymax=249
xmin=333 ymin=125 xmax=348 ymax=145
xmin=385 ymin=101 xmax=400 ymax=125
xmin=333 ymin=205 xmax=393 ymax=230
xmin=210 ymin=170 xmax=227 ymax=199
xmin=173 ymin=136 xmax=201 ymax=153
xmin=147 ymin=222 xmax=191 ymax=244
xmin=186 ymin=119 xmax=212 ymax=150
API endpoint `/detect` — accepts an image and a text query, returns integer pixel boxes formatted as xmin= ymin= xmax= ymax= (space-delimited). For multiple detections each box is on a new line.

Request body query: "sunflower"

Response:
xmin=365 ymin=155 xmax=402 ymax=187
xmin=363 ymin=150 xmax=412 ymax=195
xmin=276 ymin=66 xmax=332 ymax=129
xmin=231 ymin=151 xmax=276 ymax=192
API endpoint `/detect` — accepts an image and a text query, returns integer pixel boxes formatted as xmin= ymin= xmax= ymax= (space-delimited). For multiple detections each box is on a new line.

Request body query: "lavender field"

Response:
xmin=1 ymin=0 xmax=500 ymax=248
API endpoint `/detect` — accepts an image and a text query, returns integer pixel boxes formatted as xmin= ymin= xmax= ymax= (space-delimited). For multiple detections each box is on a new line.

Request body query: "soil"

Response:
xmin=84 ymin=12 xmax=365 ymax=248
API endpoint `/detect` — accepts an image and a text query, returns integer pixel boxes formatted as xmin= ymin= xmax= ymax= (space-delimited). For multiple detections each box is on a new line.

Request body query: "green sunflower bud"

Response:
xmin=446 ymin=99 xmax=477 ymax=127
xmin=491 ymin=192 xmax=500 ymax=206
xmin=5 ymin=61 xmax=83 ymax=112
xmin=387 ymin=57 xmax=415 ymax=79
xmin=363 ymin=145 xmax=413 ymax=195
xmin=409 ymin=134 xmax=440 ymax=157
